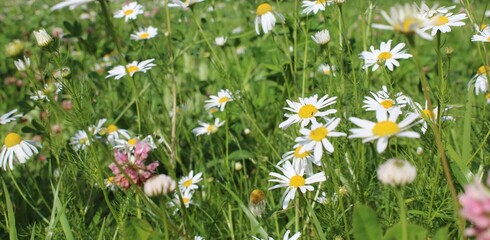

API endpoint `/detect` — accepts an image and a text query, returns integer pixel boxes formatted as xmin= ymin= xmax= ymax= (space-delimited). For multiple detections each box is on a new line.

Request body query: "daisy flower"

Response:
xmin=192 ymin=118 xmax=225 ymax=136
xmin=249 ymin=189 xmax=267 ymax=217
xmin=130 ymin=26 xmax=158 ymax=41
xmin=471 ymin=28 xmax=490 ymax=43
xmin=295 ymin=118 xmax=347 ymax=162
xmin=89 ymin=118 xmax=107 ymax=135
xmin=469 ymin=66 xmax=490 ymax=95
xmin=362 ymin=85 xmax=409 ymax=120
xmin=178 ymin=170 xmax=203 ymax=192
xmin=418 ymin=1 xmax=455 ymax=18
xmin=168 ymin=0 xmax=205 ymax=9
xmin=302 ymin=0 xmax=332 ymax=15
xmin=71 ymin=130 xmax=90 ymax=151
xmin=114 ymin=2 xmax=143 ymax=22
xmin=172 ymin=190 xmax=194 ymax=208
xmin=318 ymin=63 xmax=336 ymax=76
xmin=31 ymin=83 xmax=63 ymax=102
xmin=475 ymin=23 xmax=489 ymax=33
xmin=1 ymin=109 xmax=22 ymax=125
xmin=409 ymin=100 xmax=454 ymax=134
xmin=423 ymin=12 xmax=467 ymax=36
xmin=311 ymin=29 xmax=331 ymax=45
xmin=0 ymin=133 xmax=41 ymax=170
xmin=278 ymin=94 xmax=337 ymax=129
xmin=106 ymin=59 xmax=156 ymax=80
xmin=360 ymin=40 xmax=412 ymax=72
xmin=51 ymin=0 xmax=94 ymax=11
xmin=204 ymin=89 xmax=233 ymax=111
xmin=279 ymin=143 xmax=317 ymax=176
xmin=114 ymin=135 xmax=157 ymax=153
xmin=348 ymin=109 xmax=420 ymax=153
xmin=372 ymin=3 xmax=433 ymax=40
xmin=14 ymin=56 xmax=30 ymax=72
xmin=214 ymin=36 xmax=227 ymax=46
xmin=255 ymin=3 xmax=285 ymax=35
xmin=104 ymin=124 xmax=131 ymax=146
xmin=269 ymin=161 xmax=326 ymax=209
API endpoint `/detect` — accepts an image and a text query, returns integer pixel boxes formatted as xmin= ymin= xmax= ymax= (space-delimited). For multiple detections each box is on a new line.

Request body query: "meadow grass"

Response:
xmin=0 ymin=0 xmax=489 ymax=239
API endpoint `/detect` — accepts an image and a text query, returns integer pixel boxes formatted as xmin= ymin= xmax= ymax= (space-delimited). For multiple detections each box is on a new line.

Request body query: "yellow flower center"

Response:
xmin=289 ymin=175 xmax=305 ymax=188
xmin=107 ymin=124 xmax=119 ymax=134
xmin=323 ymin=69 xmax=331 ymax=75
xmin=124 ymin=9 xmax=134 ymax=16
xmin=477 ymin=66 xmax=490 ymax=75
xmin=378 ymin=52 xmax=392 ymax=61
xmin=139 ymin=32 xmax=150 ymax=39
xmin=5 ymin=133 xmax=22 ymax=148
xmin=309 ymin=126 xmax=328 ymax=141
xmin=183 ymin=179 xmax=193 ymax=187
xmin=208 ymin=108 xmax=218 ymax=114
xmin=128 ymin=138 xmax=137 ymax=146
xmin=487 ymin=37 xmax=490 ymax=42
xmin=372 ymin=121 xmax=400 ymax=137
xmin=298 ymin=104 xmax=318 ymax=119
xmin=250 ymin=189 xmax=266 ymax=204
xmin=434 ymin=16 xmax=449 ymax=26
xmin=486 ymin=92 xmax=490 ymax=100
xmin=293 ymin=146 xmax=310 ymax=159
xmin=380 ymin=99 xmax=394 ymax=109
xmin=481 ymin=23 xmax=487 ymax=30
xmin=206 ymin=124 xmax=218 ymax=133
xmin=422 ymin=109 xmax=434 ymax=119
xmin=182 ymin=197 xmax=189 ymax=204
xmin=316 ymin=0 xmax=327 ymax=4
xmin=127 ymin=65 xmax=139 ymax=74
xmin=218 ymin=97 xmax=230 ymax=104
xmin=256 ymin=3 xmax=272 ymax=16
xmin=395 ymin=18 xmax=419 ymax=33
xmin=79 ymin=138 xmax=88 ymax=145
xmin=106 ymin=176 xmax=114 ymax=184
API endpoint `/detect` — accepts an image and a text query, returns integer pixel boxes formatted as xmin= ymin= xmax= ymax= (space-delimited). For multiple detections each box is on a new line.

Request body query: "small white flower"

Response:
xmin=130 ymin=26 xmax=158 ymax=41
xmin=278 ymin=94 xmax=337 ymax=129
xmin=104 ymin=124 xmax=131 ymax=146
xmin=302 ymin=0 xmax=332 ymax=15
xmin=0 ymin=133 xmax=41 ymax=170
xmin=106 ymin=59 xmax=156 ymax=80
xmin=192 ymin=118 xmax=225 ymax=136
xmin=168 ymin=0 xmax=205 ymax=9
xmin=33 ymin=29 xmax=53 ymax=48
xmin=318 ymin=63 xmax=336 ymax=76
xmin=51 ymin=0 xmax=94 ymax=11
xmin=311 ymin=29 xmax=331 ymax=45
xmin=269 ymin=161 xmax=326 ymax=209
xmin=377 ymin=159 xmax=417 ymax=187
xmin=360 ymin=40 xmax=412 ymax=72
xmin=172 ymin=190 xmax=194 ymax=208
xmin=423 ymin=12 xmax=467 ymax=36
xmin=418 ymin=1 xmax=455 ymax=18
xmin=178 ymin=171 xmax=203 ymax=192
xmin=409 ymin=100 xmax=454 ymax=134
xmin=472 ymin=28 xmax=490 ymax=43
xmin=71 ymin=130 xmax=90 ymax=151
xmin=279 ymin=144 xmax=317 ymax=176
xmin=0 ymin=109 xmax=22 ymax=125
xmin=14 ymin=56 xmax=31 ymax=72
xmin=204 ymin=89 xmax=233 ymax=111
xmin=114 ymin=2 xmax=144 ymax=22
xmin=214 ymin=36 xmax=227 ymax=46
xmin=362 ymin=85 xmax=410 ymax=120
xmin=255 ymin=3 xmax=285 ymax=35
xmin=469 ymin=66 xmax=490 ymax=95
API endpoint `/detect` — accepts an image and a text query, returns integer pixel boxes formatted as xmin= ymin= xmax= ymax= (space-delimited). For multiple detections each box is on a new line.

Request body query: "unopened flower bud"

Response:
xmin=52 ymin=67 xmax=71 ymax=79
xmin=243 ymin=128 xmax=251 ymax=135
xmin=33 ymin=29 xmax=54 ymax=48
xmin=234 ymin=162 xmax=243 ymax=171
xmin=144 ymin=174 xmax=176 ymax=197
xmin=338 ymin=186 xmax=348 ymax=196
xmin=445 ymin=47 xmax=454 ymax=55
xmin=14 ymin=56 xmax=30 ymax=72
xmin=416 ymin=147 xmax=423 ymax=155
xmin=249 ymin=189 xmax=266 ymax=217
xmin=5 ymin=40 xmax=24 ymax=57
xmin=377 ymin=159 xmax=417 ymax=187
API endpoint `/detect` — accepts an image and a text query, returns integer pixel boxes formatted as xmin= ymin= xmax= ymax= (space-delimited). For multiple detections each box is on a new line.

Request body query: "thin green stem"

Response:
xmin=394 ymin=188 xmax=408 ymax=240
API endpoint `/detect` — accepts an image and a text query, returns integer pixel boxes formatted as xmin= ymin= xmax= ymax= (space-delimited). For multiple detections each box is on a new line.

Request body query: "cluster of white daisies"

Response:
xmin=191 ymin=89 xmax=234 ymax=136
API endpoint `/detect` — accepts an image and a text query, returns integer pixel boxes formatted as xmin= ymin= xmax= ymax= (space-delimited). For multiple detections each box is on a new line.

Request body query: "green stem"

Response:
xmin=394 ymin=188 xmax=408 ymax=240
xmin=164 ymin=1 xmax=177 ymax=168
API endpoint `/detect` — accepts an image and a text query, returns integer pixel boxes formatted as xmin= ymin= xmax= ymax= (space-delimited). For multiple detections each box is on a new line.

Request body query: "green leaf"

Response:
xmin=432 ymin=225 xmax=449 ymax=240
xmin=353 ymin=203 xmax=382 ymax=240
xmin=383 ymin=223 xmax=427 ymax=240
xmin=2 ymin=179 xmax=18 ymax=240
xmin=123 ymin=217 xmax=154 ymax=240
xmin=462 ymin=88 xmax=473 ymax=164
xmin=227 ymin=150 xmax=254 ymax=161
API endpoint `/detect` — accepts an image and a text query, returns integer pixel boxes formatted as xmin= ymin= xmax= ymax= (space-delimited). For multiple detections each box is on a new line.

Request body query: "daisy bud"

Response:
xmin=33 ymin=29 xmax=54 ymax=48
xmin=311 ymin=29 xmax=331 ymax=45
xmin=445 ymin=47 xmax=454 ymax=55
xmin=234 ymin=162 xmax=243 ymax=171
xmin=416 ymin=147 xmax=424 ymax=155
xmin=377 ymin=159 xmax=417 ymax=187
xmin=243 ymin=128 xmax=251 ymax=135
xmin=52 ymin=67 xmax=71 ymax=79
xmin=5 ymin=40 xmax=25 ymax=57
xmin=214 ymin=36 xmax=227 ymax=46
xmin=144 ymin=174 xmax=176 ymax=197
xmin=14 ymin=56 xmax=30 ymax=72
xmin=249 ymin=189 xmax=266 ymax=217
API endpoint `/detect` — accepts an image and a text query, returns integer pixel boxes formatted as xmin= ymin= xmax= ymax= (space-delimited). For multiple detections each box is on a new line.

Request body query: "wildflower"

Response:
xmin=459 ymin=175 xmax=490 ymax=239
xmin=255 ymin=3 xmax=285 ymax=35
xmin=192 ymin=118 xmax=225 ymax=136
xmin=104 ymin=124 xmax=131 ymax=146
xmin=70 ymin=130 xmax=90 ymax=151
xmin=89 ymin=118 xmax=107 ymax=135
xmin=214 ymin=36 xmax=227 ymax=46
xmin=109 ymin=140 xmax=159 ymax=189
xmin=278 ymin=94 xmax=337 ymax=129
xmin=4 ymin=40 xmax=24 ymax=57
xmin=114 ymin=2 xmax=143 ymax=22
xmin=279 ymin=143 xmax=317 ymax=176
xmin=472 ymin=28 xmax=490 ymax=43
xmin=234 ymin=162 xmax=243 ymax=171
xmin=106 ymin=59 xmax=156 ymax=80
xmin=360 ymin=40 xmax=412 ymax=72
xmin=409 ymin=100 xmax=454 ymax=134
xmin=295 ymin=119 xmax=346 ymax=162
xmin=204 ymin=89 xmax=233 ymax=111
xmin=249 ymin=189 xmax=267 ymax=217
xmin=0 ymin=133 xmax=41 ymax=170
xmin=269 ymin=161 xmax=326 ymax=209
xmin=362 ymin=85 xmax=409 ymax=120
xmin=130 ymin=26 xmax=158 ymax=41
xmin=31 ymin=82 xmax=63 ymax=102
xmin=178 ymin=171 xmax=203 ymax=192
xmin=172 ymin=190 xmax=194 ymax=208
xmin=469 ymin=66 xmax=490 ymax=95
xmin=315 ymin=191 xmax=329 ymax=204
xmin=302 ymin=0 xmax=332 ymax=15
xmin=311 ymin=29 xmax=331 ymax=45
xmin=348 ymin=109 xmax=420 ymax=153
xmin=52 ymin=67 xmax=71 ymax=79
xmin=104 ymin=176 xmax=116 ymax=191
xmin=423 ymin=12 xmax=467 ymax=36
xmin=318 ymin=63 xmax=336 ymax=76
xmin=377 ymin=159 xmax=417 ymax=187
xmin=51 ymin=0 xmax=94 ymax=11
xmin=33 ymin=29 xmax=54 ymax=48
xmin=475 ymin=23 xmax=489 ymax=33
xmin=168 ymin=0 xmax=205 ymax=9
xmin=372 ymin=3 xmax=433 ymax=40
xmin=0 ymin=109 xmax=22 ymax=125
xmin=14 ymin=56 xmax=30 ymax=72
xmin=418 ymin=1 xmax=455 ymax=19
xmin=144 ymin=174 xmax=176 ymax=197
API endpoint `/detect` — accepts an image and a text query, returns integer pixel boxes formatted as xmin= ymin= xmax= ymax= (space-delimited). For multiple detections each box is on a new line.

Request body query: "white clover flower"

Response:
xmin=377 ymin=159 xmax=417 ymax=187
xmin=311 ymin=29 xmax=331 ymax=45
